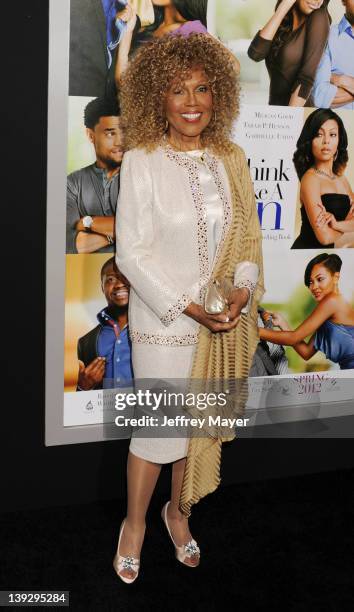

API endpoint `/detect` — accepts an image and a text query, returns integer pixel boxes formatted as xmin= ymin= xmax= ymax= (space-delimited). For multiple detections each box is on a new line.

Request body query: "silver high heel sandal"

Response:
xmin=113 ymin=520 xmax=140 ymax=584
xmin=161 ymin=501 xmax=200 ymax=567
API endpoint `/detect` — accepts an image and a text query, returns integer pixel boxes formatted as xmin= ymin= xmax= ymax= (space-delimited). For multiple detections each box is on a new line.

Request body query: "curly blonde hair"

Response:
xmin=120 ymin=34 xmax=240 ymax=155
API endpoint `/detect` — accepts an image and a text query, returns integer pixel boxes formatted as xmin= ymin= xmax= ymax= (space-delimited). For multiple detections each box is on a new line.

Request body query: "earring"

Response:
xmin=214 ymin=110 xmax=217 ymax=122
xmin=334 ymin=151 xmax=338 ymax=161
xmin=164 ymin=119 xmax=169 ymax=132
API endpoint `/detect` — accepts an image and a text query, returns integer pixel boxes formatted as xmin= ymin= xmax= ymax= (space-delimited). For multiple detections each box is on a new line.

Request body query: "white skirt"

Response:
xmin=129 ymin=343 xmax=196 ymax=464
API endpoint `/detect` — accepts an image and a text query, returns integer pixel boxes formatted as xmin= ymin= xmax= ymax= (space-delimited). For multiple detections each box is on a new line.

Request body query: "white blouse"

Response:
xmin=184 ymin=150 xmax=258 ymax=314
xmin=115 ymin=146 xmax=259 ymax=346
xmin=185 ymin=150 xmax=223 ymax=268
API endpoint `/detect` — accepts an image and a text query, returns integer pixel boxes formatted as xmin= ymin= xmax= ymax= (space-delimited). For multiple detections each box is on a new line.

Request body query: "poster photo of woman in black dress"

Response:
xmin=291 ymin=108 xmax=354 ymax=249
xmin=248 ymin=0 xmax=331 ymax=106
xmin=214 ymin=0 xmax=349 ymax=107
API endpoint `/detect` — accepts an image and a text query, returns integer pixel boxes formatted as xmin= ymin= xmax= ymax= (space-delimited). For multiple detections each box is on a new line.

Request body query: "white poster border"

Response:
xmin=45 ymin=0 xmax=354 ymax=446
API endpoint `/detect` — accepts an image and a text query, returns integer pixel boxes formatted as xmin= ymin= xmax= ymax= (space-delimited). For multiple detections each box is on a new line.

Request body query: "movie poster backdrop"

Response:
xmin=46 ymin=0 xmax=354 ymax=443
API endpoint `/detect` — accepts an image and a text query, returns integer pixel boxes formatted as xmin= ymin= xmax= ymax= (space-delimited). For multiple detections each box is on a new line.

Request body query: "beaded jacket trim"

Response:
xmin=203 ymin=156 xmax=233 ymax=283
xmin=130 ymin=329 xmax=199 ymax=346
xmin=165 ymin=146 xmax=210 ymax=302
xmin=165 ymin=146 xmax=233 ymax=303
xmin=234 ymin=280 xmax=257 ymax=293
xmin=160 ymin=293 xmax=192 ymax=327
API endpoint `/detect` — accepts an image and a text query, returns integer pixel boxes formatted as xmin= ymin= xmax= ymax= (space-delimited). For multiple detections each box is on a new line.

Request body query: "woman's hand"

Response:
xmin=257 ymin=0 xmax=297 ymax=43
xmin=269 ymin=312 xmax=291 ymax=330
xmin=261 ymin=309 xmax=290 ymax=330
xmin=326 ymin=212 xmax=342 ymax=232
xmin=184 ymin=288 xmax=249 ymax=333
xmin=314 ymin=203 xmax=334 ymax=229
xmin=116 ymin=3 xmax=137 ymax=34
xmin=227 ymin=287 xmax=250 ymax=321
xmin=317 ymin=206 xmax=345 ymax=233
xmin=184 ymin=302 xmax=241 ymax=333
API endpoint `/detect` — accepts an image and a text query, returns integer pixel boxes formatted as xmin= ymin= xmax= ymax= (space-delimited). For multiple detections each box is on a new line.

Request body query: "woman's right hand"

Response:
xmin=257 ymin=0 xmax=297 ymax=44
xmin=184 ymin=302 xmax=240 ymax=333
xmin=270 ymin=312 xmax=291 ymax=330
xmin=116 ymin=3 xmax=137 ymax=34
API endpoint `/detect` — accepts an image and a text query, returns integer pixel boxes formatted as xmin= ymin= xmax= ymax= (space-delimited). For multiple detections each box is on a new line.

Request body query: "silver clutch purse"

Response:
xmin=204 ymin=278 xmax=234 ymax=314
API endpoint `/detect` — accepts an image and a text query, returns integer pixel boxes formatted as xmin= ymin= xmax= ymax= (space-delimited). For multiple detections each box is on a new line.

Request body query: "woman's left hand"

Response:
xmin=314 ymin=204 xmax=340 ymax=231
xmin=314 ymin=202 xmax=329 ymax=228
xmin=227 ymin=287 xmax=250 ymax=320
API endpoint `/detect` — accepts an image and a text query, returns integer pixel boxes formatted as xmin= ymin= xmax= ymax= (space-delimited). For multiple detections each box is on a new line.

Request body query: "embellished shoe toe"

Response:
xmin=113 ymin=520 xmax=140 ymax=584
xmin=161 ymin=501 xmax=200 ymax=567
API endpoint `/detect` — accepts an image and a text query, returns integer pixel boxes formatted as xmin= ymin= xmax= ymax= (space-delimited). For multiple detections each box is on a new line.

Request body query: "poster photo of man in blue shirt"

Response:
xmin=77 ymin=257 xmax=133 ymax=391
xmin=313 ymin=0 xmax=354 ymax=110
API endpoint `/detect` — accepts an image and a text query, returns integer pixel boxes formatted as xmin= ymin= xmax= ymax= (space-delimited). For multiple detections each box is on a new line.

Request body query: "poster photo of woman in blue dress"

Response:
xmin=259 ymin=252 xmax=354 ymax=370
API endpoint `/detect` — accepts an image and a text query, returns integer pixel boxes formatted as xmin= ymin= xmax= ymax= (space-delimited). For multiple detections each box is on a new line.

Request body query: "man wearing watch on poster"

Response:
xmin=66 ymin=96 xmax=123 ymax=254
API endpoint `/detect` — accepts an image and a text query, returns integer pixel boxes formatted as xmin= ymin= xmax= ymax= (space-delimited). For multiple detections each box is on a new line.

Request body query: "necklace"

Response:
xmin=165 ymin=134 xmax=202 ymax=153
xmin=314 ymin=167 xmax=336 ymax=181
xmin=165 ymin=137 xmax=208 ymax=164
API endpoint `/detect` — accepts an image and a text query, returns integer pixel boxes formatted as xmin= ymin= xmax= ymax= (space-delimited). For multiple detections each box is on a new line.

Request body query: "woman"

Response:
xmin=115 ymin=0 xmax=208 ymax=84
xmin=291 ymin=109 xmax=354 ymax=249
xmin=113 ymin=34 xmax=264 ymax=583
xmin=248 ymin=0 xmax=331 ymax=106
xmin=259 ymin=253 xmax=354 ymax=370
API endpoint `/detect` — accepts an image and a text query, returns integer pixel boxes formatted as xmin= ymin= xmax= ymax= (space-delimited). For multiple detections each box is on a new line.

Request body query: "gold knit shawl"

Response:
xmin=179 ymin=144 xmax=265 ymax=517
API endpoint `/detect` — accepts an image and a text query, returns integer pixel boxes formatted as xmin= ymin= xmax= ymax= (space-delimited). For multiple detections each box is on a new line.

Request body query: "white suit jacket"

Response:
xmin=115 ymin=146 xmax=258 ymax=347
